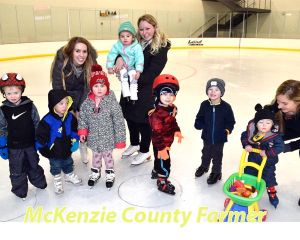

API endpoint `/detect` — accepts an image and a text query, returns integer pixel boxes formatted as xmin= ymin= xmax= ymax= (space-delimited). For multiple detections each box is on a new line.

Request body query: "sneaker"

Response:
xmin=207 ymin=172 xmax=222 ymax=185
xmin=88 ymin=168 xmax=101 ymax=187
xmin=53 ymin=174 xmax=64 ymax=194
xmin=131 ymin=152 xmax=151 ymax=165
xmin=267 ymin=186 xmax=279 ymax=208
xmin=122 ymin=145 xmax=140 ymax=158
xmin=195 ymin=166 xmax=208 ymax=178
xmin=80 ymin=143 xmax=88 ymax=164
xmin=105 ymin=169 xmax=115 ymax=189
xmin=65 ymin=172 xmax=82 ymax=185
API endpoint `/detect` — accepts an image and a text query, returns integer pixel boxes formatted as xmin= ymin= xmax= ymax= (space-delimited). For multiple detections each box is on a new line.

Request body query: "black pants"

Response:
xmin=9 ymin=146 xmax=47 ymax=198
xmin=153 ymin=147 xmax=171 ymax=177
xmin=126 ymin=119 xmax=151 ymax=153
xmin=200 ymin=143 xmax=224 ymax=174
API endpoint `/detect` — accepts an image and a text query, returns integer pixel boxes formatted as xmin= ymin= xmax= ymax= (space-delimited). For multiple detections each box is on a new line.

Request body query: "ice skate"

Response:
xmin=105 ymin=169 xmax=115 ymax=189
xmin=88 ymin=168 xmax=101 ymax=188
xmin=157 ymin=177 xmax=175 ymax=195
xmin=129 ymin=83 xmax=138 ymax=101
xmin=122 ymin=145 xmax=140 ymax=159
xmin=267 ymin=186 xmax=279 ymax=209
xmin=131 ymin=151 xmax=151 ymax=166
xmin=151 ymin=169 xmax=158 ymax=179
xmin=120 ymin=69 xmax=130 ymax=98
xmin=54 ymin=174 xmax=64 ymax=195
xmin=65 ymin=172 xmax=82 ymax=185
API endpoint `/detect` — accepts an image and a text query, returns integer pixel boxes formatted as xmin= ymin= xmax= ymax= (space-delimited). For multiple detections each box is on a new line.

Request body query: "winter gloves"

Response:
xmin=0 ymin=136 xmax=8 ymax=160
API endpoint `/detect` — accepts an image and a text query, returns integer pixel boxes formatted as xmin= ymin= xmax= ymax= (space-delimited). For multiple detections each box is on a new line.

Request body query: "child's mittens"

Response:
xmin=71 ymin=138 xmax=79 ymax=152
xmin=0 ymin=136 xmax=8 ymax=160
xmin=158 ymin=147 xmax=170 ymax=160
xmin=0 ymin=147 xmax=8 ymax=160
xmin=174 ymin=131 xmax=183 ymax=143
xmin=115 ymin=142 xmax=126 ymax=149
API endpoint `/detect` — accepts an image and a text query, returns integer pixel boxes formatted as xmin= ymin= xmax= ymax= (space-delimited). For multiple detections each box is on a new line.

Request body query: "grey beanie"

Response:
xmin=206 ymin=78 xmax=225 ymax=97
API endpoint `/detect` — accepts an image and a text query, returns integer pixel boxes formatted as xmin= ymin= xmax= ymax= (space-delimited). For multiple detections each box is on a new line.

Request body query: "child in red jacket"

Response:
xmin=149 ymin=74 xmax=183 ymax=195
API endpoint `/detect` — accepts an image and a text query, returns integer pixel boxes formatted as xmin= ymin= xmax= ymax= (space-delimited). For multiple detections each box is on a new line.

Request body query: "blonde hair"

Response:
xmin=273 ymin=79 xmax=300 ymax=131
xmin=51 ymin=37 xmax=97 ymax=89
xmin=137 ymin=14 xmax=169 ymax=55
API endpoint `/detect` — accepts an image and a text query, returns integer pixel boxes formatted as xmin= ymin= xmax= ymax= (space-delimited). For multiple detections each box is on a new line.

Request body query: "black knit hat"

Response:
xmin=206 ymin=78 xmax=225 ymax=97
xmin=154 ymin=83 xmax=179 ymax=97
xmin=48 ymin=89 xmax=69 ymax=112
xmin=254 ymin=103 xmax=275 ymax=125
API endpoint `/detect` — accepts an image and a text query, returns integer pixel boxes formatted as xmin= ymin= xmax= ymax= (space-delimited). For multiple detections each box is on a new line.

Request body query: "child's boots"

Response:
xmin=157 ymin=177 xmax=175 ymax=195
xmin=65 ymin=172 xmax=82 ymax=185
xmin=88 ymin=168 xmax=101 ymax=187
xmin=267 ymin=186 xmax=279 ymax=208
xmin=105 ymin=169 xmax=115 ymax=189
xmin=207 ymin=172 xmax=222 ymax=185
xmin=195 ymin=166 xmax=208 ymax=178
xmin=53 ymin=174 xmax=64 ymax=194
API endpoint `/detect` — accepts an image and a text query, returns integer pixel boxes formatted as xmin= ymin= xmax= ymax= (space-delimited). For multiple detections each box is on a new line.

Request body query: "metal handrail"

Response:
xmin=189 ymin=16 xmax=216 ymax=37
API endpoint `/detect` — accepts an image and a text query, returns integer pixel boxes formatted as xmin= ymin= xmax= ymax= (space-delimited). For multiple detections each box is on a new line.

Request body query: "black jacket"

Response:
xmin=194 ymin=99 xmax=235 ymax=144
xmin=51 ymin=47 xmax=97 ymax=111
xmin=120 ymin=41 xmax=171 ymax=123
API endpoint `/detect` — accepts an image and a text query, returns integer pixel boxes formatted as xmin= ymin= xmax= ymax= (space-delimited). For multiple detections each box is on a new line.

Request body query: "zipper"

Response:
xmin=212 ymin=106 xmax=215 ymax=144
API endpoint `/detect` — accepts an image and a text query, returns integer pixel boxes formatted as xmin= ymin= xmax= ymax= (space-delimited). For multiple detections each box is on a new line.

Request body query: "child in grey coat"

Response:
xmin=78 ymin=64 xmax=126 ymax=188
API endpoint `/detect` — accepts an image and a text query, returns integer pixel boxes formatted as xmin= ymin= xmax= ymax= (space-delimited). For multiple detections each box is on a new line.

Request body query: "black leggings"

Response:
xmin=126 ymin=119 xmax=151 ymax=153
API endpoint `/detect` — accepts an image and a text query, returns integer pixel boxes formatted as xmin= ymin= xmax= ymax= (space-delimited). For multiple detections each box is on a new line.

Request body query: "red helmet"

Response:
xmin=0 ymin=73 xmax=26 ymax=93
xmin=152 ymin=74 xmax=179 ymax=97
xmin=153 ymin=74 xmax=179 ymax=90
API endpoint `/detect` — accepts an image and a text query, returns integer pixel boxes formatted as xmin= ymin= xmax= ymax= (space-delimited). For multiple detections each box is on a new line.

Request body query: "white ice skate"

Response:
xmin=131 ymin=152 xmax=151 ymax=166
xmin=120 ymin=68 xmax=130 ymax=98
xmin=65 ymin=172 xmax=82 ymax=185
xmin=54 ymin=174 xmax=64 ymax=195
xmin=121 ymin=145 xmax=140 ymax=159
xmin=105 ymin=169 xmax=115 ymax=190
xmin=88 ymin=168 xmax=101 ymax=188
xmin=129 ymin=83 xmax=138 ymax=101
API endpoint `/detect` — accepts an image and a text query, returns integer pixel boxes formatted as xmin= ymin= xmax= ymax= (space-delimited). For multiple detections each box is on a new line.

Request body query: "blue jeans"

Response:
xmin=49 ymin=157 xmax=74 ymax=176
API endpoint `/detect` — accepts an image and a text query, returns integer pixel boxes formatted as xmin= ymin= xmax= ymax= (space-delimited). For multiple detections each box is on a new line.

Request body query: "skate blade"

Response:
xmin=130 ymin=157 xmax=151 ymax=166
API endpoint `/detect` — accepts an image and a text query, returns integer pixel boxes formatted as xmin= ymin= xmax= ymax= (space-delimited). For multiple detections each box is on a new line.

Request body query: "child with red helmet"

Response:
xmin=78 ymin=64 xmax=126 ymax=189
xmin=149 ymin=74 xmax=183 ymax=195
xmin=0 ymin=73 xmax=47 ymax=199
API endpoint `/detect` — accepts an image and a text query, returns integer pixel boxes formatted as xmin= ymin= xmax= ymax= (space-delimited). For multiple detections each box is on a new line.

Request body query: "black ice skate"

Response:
xmin=88 ymin=168 xmax=101 ymax=188
xmin=267 ymin=186 xmax=279 ymax=209
xmin=157 ymin=177 xmax=175 ymax=195
xmin=105 ymin=169 xmax=115 ymax=189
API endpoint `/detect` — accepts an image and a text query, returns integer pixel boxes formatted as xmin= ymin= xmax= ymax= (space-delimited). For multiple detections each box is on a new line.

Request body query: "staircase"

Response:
xmin=201 ymin=0 xmax=271 ymax=37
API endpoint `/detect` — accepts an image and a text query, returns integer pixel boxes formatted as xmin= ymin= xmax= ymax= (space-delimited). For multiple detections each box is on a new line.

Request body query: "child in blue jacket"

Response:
xmin=36 ymin=89 xmax=82 ymax=194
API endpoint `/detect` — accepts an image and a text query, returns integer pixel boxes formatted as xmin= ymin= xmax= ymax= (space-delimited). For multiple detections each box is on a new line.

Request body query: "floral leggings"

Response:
xmin=92 ymin=150 xmax=114 ymax=170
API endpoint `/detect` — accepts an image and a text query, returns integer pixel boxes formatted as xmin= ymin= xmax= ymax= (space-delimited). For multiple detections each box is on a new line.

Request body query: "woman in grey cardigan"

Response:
xmin=78 ymin=65 xmax=126 ymax=189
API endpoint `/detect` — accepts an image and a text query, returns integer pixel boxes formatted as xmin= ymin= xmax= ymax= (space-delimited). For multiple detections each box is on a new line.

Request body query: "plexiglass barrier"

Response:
xmin=0 ymin=3 xmax=299 ymax=44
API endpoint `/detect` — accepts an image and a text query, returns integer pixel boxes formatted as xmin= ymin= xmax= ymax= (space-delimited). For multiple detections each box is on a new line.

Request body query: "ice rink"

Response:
xmin=0 ymin=47 xmax=300 ymax=228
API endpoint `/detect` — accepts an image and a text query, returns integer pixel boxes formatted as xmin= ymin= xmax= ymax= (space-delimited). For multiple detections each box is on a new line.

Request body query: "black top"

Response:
xmin=0 ymin=97 xmax=39 ymax=148
xmin=120 ymin=41 xmax=171 ymax=123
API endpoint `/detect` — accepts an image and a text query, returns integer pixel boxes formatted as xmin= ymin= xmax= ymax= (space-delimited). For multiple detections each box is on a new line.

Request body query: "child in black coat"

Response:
xmin=194 ymin=78 xmax=235 ymax=184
